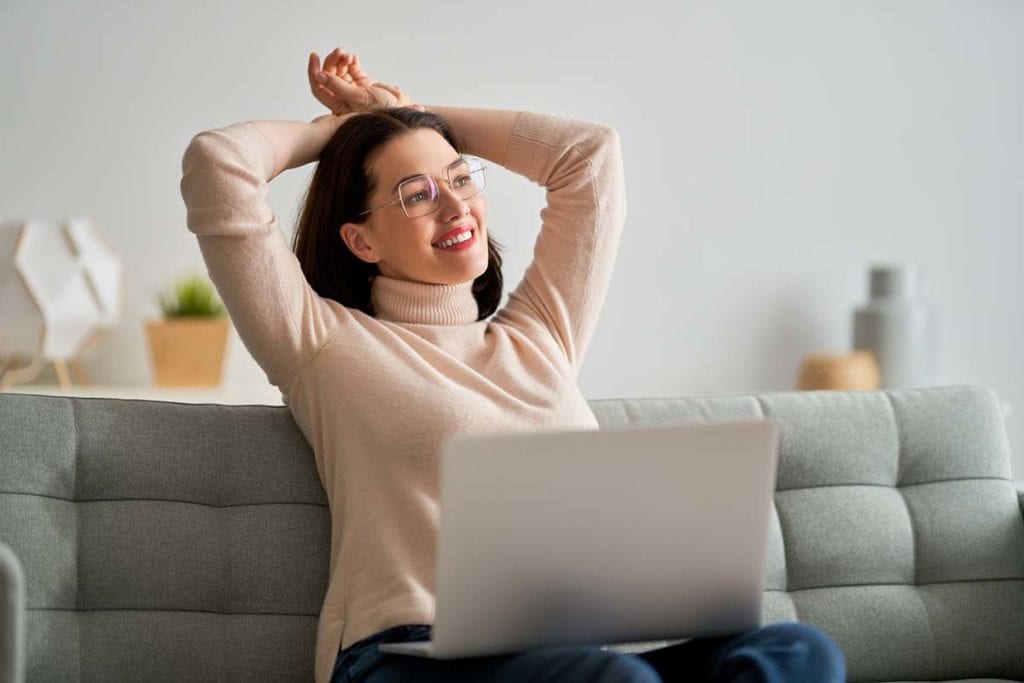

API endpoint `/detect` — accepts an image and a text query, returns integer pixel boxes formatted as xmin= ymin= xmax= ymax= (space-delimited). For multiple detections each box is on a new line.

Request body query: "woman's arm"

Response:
xmin=181 ymin=116 xmax=350 ymax=389
xmin=250 ymin=114 xmax=350 ymax=181
xmin=425 ymin=106 xmax=627 ymax=377
xmin=495 ymin=111 xmax=626 ymax=376
xmin=424 ymin=106 xmax=521 ymax=167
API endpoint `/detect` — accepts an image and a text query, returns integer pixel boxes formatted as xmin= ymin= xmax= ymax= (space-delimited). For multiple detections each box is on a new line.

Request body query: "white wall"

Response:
xmin=2 ymin=0 xmax=1021 ymax=476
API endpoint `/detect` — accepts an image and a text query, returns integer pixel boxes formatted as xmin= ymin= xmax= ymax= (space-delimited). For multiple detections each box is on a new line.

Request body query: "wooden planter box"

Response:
xmin=145 ymin=317 xmax=229 ymax=387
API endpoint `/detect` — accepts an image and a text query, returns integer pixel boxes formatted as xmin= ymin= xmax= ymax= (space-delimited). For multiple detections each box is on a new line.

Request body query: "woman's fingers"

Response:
xmin=334 ymin=54 xmax=354 ymax=82
xmin=308 ymin=52 xmax=324 ymax=91
xmin=376 ymin=82 xmax=402 ymax=101
xmin=319 ymin=71 xmax=371 ymax=109
xmin=307 ymin=46 xmax=409 ymax=113
xmin=377 ymin=82 xmax=419 ymax=108
xmin=307 ymin=53 xmax=341 ymax=110
xmin=348 ymin=54 xmax=375 ymax=87
xmin=322 ymin=47 xmax=343 ymax=74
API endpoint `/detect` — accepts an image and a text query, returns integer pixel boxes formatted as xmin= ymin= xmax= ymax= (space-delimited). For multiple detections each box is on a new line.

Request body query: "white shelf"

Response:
xmin=2 ymin=383 xmax=284 ymax=406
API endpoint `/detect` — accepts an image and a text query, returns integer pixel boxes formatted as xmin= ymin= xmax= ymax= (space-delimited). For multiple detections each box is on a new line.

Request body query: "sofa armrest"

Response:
xmin=0 ymin=542 xmax=25 ymax=683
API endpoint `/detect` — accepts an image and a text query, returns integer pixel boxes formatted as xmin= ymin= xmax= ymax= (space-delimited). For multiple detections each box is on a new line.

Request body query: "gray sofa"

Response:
xmin=1 ymin=384 xmax=1022 ymax=682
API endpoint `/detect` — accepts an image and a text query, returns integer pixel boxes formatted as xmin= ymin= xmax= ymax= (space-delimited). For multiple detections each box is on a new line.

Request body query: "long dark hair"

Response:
xmin=292 ymin=108 xmax=503 ymax=320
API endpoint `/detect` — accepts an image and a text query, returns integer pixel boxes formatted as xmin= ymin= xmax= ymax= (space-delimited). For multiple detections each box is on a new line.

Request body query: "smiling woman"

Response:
xmin=293 ymin=111 xmax=503 ymax=316
xmin=178 ymin=45 xmax=844 ymax=683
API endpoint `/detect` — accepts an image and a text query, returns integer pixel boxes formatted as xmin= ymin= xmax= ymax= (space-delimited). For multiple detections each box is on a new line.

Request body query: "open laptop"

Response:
xmin=378 ymin=419 xmax=780 ymax=659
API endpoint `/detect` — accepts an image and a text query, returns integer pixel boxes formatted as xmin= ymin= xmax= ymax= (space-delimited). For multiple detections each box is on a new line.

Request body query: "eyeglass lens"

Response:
xmin=398 ymin=158 xmax=486 ymax=218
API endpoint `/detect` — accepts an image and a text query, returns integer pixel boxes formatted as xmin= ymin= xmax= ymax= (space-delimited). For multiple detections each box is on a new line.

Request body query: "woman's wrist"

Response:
xmin=302 ymin=112 xmax=355 ymax=162
xmin=251 ymin=115 xmax=350 ymax=180
xmin=425 ymin=106 xmax=521 ymax=166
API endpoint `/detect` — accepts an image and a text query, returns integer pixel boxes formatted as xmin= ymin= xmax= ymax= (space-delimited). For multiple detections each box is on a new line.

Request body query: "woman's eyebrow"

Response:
xmin=391 ymin=173 xmax=421 ymax=194
xmin=389 ymin=156 xmax=464 ymax=193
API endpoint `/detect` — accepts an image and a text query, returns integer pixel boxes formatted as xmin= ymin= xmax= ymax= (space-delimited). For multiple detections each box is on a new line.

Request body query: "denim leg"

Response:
xmin=358 ymin=645 xmax=661 ymax=682
xmin=637 ymin=622 xmax=846 ymax=683
xmin=332 ymin=626 xmax=662 ymax=683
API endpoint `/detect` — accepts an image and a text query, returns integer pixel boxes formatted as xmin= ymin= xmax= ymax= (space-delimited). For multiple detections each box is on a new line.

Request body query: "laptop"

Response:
xmin=378 ymin=419 xmax=780 ymax=659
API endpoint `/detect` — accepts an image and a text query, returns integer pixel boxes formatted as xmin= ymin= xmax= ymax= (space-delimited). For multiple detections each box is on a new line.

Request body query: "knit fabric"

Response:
xmin=181 ymin=109 xmax=625 ymax=683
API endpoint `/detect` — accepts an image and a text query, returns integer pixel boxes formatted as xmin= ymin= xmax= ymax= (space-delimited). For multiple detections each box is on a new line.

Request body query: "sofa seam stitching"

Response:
xmin=773 ymin=476 xmax=1011 ymax=493
xmin=773 ymin=576 xmax=1024 ymax=592
xmin=25 ymin=606 xmax=321 ymax=616
xmin=0 ymin=491 xmax=328 ymax=508
xmin=69 ymin=397 xmax=82 ymax=682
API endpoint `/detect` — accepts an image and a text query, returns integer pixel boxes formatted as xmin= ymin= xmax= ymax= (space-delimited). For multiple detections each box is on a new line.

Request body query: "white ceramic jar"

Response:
xmin=852 ymin=264 xmax=940 ymax=389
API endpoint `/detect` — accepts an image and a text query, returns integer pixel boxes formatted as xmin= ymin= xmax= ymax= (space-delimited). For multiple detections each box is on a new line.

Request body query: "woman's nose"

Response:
xmin=438 ymin=184 xmax=470 ymax=219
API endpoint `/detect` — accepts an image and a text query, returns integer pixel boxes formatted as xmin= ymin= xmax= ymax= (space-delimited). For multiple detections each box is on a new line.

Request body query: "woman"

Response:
xmin=181 ymin=46 xmax=845 ymax=683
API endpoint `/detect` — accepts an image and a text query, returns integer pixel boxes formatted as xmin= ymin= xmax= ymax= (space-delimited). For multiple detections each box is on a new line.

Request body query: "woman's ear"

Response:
xmin=340 ymin=222 xmax=382 ymax=264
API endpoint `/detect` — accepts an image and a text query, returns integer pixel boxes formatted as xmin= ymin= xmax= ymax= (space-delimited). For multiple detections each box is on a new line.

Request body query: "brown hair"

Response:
xmin=291 ymin=108 xmax=503 ymax=319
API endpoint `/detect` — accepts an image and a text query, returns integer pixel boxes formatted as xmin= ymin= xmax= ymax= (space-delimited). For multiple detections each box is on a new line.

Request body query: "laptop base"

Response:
xmin=377 ymin=641 xmax=437 ymax=657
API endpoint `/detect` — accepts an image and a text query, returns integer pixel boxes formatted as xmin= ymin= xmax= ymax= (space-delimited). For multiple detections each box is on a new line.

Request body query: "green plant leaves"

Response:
xmin=158 ymin=272 xmax=225 ymax=318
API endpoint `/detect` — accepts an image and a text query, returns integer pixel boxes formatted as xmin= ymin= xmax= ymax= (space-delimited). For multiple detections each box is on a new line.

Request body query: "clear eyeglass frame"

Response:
xmin=357 ymin=156 xmax=487 ymax=218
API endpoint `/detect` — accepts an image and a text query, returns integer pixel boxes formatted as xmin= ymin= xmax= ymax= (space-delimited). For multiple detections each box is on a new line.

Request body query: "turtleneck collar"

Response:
xmin=370 ymin=275 xmax=479 ymax=325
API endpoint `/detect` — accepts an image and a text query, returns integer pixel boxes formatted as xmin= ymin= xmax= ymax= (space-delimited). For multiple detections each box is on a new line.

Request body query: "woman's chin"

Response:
xmin=446 ymin=266 xmax=487 ymax=285
xmin=435 ymin=253 xmax=489 ymax=283
xmin=414 ymin=263 xmax=485 ymax=286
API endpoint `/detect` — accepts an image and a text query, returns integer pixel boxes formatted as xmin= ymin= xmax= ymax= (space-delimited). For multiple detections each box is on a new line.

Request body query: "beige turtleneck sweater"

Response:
xmin=181 ymin=109 xmax=625 ymax=683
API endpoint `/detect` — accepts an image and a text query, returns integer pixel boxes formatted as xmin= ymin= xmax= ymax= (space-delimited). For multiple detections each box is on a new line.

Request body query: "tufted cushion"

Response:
xmin=590 ymin=385 xmax=1024 ymax=682
xmin=0 ymin=396 xmax=329 ymax=681
xmin=1 ymin=385 xmax=1022 ymax=682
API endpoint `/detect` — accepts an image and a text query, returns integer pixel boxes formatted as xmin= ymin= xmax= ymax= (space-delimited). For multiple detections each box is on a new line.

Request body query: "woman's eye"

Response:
xmin=452 ymin=174 xmax=471 ymax=187
xmin=406 ymin=192 xmax=428 ymax=204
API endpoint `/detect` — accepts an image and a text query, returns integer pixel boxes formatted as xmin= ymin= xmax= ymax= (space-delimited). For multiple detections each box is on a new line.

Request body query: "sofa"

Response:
xmin=1 ymin=384 xmax=1022 ymax=682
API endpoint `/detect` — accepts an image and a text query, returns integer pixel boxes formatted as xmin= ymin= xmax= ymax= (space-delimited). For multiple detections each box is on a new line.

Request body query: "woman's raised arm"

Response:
xmin=416 ymin=106 xmax=625 ymax=377
xmin=482 ymin=109 xmax=626 ymax=377
xmin=422 ymin=107 xmax=521 ymax=166
xmin=250 ymin=115 xmax=349 ymax=181
xmin=180 ymin=116 xmax=350 ymax=389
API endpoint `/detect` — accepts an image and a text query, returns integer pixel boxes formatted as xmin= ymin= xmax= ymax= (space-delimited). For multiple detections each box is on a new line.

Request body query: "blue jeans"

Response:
xmin=330 ymin=622 xmax=846 ymax=682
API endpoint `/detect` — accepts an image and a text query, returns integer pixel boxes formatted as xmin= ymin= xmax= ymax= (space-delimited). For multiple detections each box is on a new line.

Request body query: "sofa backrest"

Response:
xmin=0 ymin=397 xmax=329 ymax=681
xmin=590 ymin=385 xmax=1024 ymax=681
xmin=1 ymin=385 xmax=1022 ymax=682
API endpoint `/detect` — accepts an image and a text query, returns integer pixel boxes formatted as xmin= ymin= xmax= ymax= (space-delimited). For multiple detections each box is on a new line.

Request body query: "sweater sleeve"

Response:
xmin=492 ymin=112 xmax=627 ymax=377
xmin=180 ymin=122 xmax=342 ymax=389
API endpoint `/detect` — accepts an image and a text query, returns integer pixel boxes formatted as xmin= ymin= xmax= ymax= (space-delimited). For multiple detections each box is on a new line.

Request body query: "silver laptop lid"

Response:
xmin=429 ymin=419 xmax=780 ymax=658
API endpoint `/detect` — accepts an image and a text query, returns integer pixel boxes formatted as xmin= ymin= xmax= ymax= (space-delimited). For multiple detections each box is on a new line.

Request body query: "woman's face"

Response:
xmin=340 ymin=128 xmax=489 ymax=285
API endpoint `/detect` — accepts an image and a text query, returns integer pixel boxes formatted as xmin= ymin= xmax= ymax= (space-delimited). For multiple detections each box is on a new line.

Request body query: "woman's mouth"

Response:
xmin=432 ymin=228 xmax=477 ymax=251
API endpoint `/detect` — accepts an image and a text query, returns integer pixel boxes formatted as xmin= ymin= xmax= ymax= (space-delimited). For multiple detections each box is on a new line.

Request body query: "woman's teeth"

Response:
xmin=435 ymin=230 xmax=473 ymax=249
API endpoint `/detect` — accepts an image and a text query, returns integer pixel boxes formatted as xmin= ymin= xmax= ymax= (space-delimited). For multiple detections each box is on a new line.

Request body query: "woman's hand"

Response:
xmin=307 ymin=48 xmax=423 ymax=115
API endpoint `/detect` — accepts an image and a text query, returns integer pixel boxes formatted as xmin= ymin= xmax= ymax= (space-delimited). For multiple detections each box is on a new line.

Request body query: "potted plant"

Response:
xmin=144 ymin=271 xmax=230 ymax=387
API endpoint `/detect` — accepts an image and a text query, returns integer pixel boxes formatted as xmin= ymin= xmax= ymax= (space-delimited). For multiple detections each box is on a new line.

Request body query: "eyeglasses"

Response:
xmin=358 ymin=156 xmax=487 ymax=218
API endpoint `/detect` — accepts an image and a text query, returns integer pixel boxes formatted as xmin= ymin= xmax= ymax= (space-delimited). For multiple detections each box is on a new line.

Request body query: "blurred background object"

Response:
xmin=797 ymin=350 xmax=881 ymax=391
xmin=853 ymin=264 xmax=940 ymax=389
xmin=0 ymin=218 xmax=122 ymax=389
xmin=145 ymin=271 xmax=230 ymax=387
